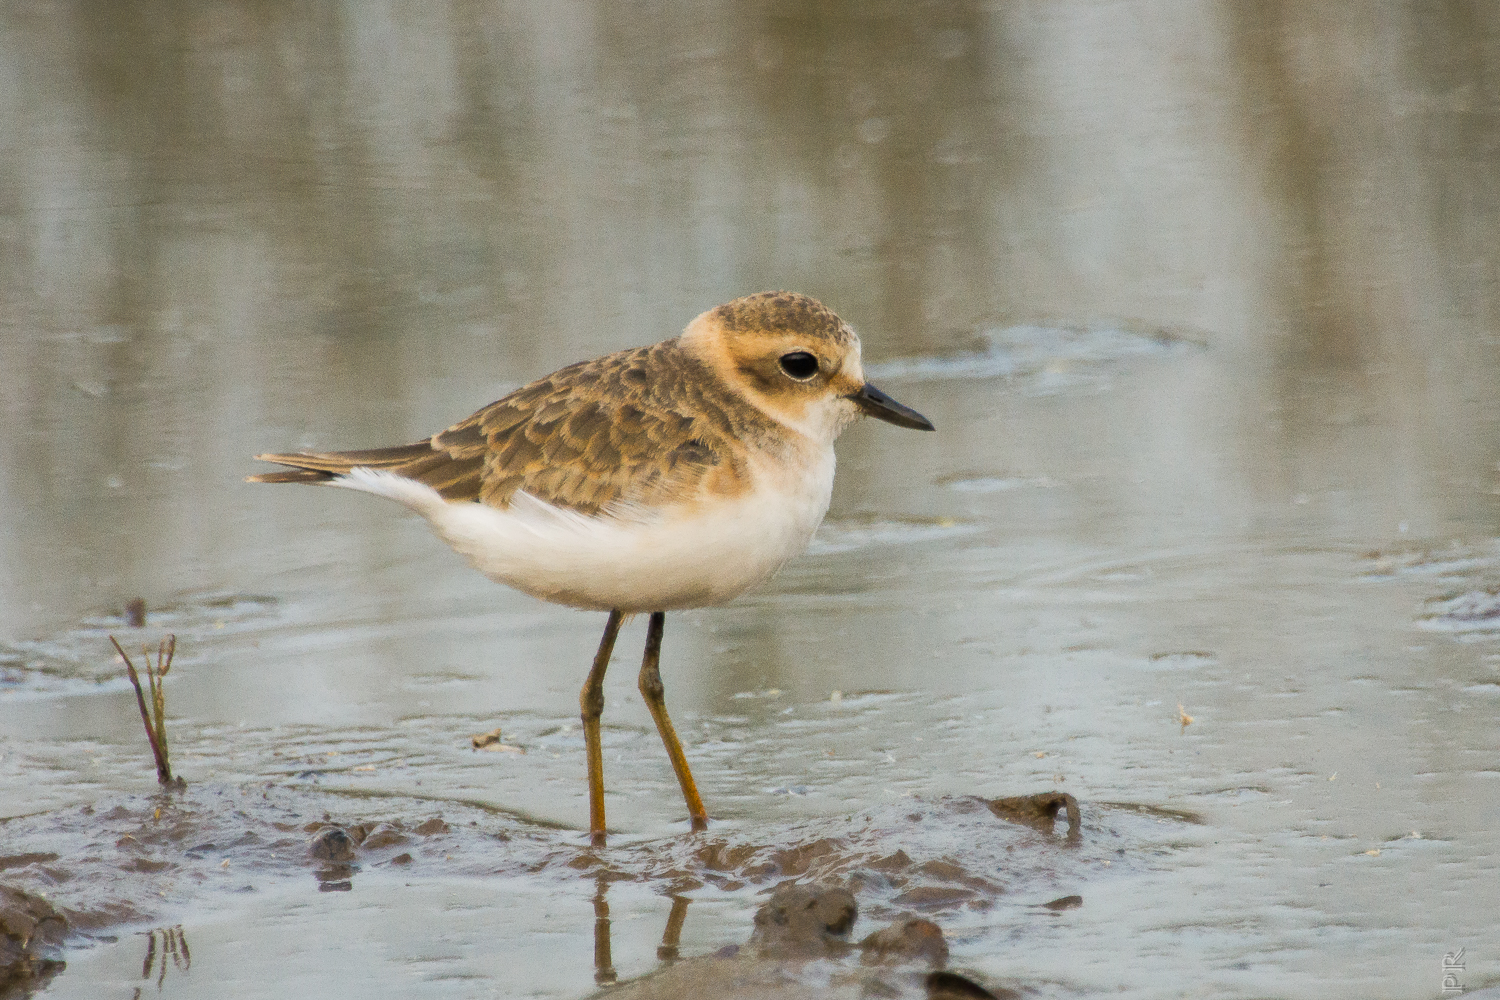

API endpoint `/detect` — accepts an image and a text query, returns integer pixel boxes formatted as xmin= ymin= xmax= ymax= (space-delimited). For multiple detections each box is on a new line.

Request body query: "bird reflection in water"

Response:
xmin=656 ymin=895 xmax=690 ymax=963
xmin=592 ymin=878 xmax=694 ymax=986
xmin=592 ymin=876 xmax=616 ymax=986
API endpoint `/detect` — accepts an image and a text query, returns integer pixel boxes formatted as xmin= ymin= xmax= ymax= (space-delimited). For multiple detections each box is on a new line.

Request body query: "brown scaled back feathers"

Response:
xmin=250 ymin=332 xmax=791 ymax=517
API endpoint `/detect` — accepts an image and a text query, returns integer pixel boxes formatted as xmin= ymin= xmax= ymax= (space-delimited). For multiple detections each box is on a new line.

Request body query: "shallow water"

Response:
xmin=3 ymin=4 xmax=1500 ymax=998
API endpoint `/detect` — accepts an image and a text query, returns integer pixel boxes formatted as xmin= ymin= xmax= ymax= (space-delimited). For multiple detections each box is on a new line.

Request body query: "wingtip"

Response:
xmin=245 ymin=466 xmax=340 ymax=485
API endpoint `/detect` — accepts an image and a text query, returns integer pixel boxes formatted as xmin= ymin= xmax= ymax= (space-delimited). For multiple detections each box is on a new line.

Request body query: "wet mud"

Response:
xmin=0 ymin=886 xmax=67 ymax=998
xmin=0 ymin=780 xmax=1185 ymax=996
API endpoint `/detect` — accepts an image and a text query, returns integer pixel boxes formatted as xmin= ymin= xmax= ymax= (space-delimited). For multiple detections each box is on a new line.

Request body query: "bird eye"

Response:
xmin=778 ymin=351 xmax=819 ymax=381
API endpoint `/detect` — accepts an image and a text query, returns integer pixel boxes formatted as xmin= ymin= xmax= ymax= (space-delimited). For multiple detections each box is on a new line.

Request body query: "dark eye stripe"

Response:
xmin=778 ymin=351 xmax=819 ymax=380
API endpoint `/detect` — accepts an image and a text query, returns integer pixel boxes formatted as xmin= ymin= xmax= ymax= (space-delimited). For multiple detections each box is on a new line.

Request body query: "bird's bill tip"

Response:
xmin=850 ymin=383 xmax=935 ymax=431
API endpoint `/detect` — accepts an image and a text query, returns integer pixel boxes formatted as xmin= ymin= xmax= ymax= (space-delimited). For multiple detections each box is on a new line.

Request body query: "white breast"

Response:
xmin=332 ymin=447 xmax=835 ymax=612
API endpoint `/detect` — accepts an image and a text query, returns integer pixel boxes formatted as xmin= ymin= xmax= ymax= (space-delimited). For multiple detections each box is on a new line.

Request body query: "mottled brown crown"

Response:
xmin=710 ymin=292 xmax=853 ymax=346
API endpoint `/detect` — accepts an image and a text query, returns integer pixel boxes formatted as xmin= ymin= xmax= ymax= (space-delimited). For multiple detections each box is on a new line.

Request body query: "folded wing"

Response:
xmin=249 ymin=341 xmax=775 ymax=516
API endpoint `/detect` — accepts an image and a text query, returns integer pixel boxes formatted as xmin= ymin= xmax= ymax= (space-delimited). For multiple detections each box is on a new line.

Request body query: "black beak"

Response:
xmin=850 ymin=383 xmax=935 ymax=431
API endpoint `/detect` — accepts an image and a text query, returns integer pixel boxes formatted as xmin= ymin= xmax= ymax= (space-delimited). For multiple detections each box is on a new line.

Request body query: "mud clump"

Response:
xmin=860 ymin=917 xmax=949 ymax=966
xmin=1042 ymin=894 xmax=1083 ymax=911
xmin=985 ymin=791 xmax=1081 ymax=840
xmin=0 ymin=885 xmax=67 ymax=998
xmin=357 ymin=824 xmax=409 ymax=850
xmin=925 ymin=970 xmax=1008 ymax=998
xmin=750 ymin=884 xmax=857 ymax=956
xmin=308 ymin=827 xmax=357 ymax=862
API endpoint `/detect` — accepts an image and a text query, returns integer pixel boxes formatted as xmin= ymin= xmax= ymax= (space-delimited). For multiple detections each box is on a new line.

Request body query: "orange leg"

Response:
xmin=637 ymin=612 xmax=709 ymax=831
xmin=580 ymin=610 xmax=624 ymax=847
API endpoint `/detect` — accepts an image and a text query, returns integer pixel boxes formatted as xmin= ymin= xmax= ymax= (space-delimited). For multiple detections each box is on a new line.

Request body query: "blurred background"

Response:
xmin=1 ymin=3 xmax=1498 ymax=998
xmin=2 ymin=2 xmax=1496 ymax=630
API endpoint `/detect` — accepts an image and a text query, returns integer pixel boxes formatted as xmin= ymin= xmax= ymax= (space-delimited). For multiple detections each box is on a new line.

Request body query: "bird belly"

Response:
xmin=335 ymin=451 xmax=834 ymax=612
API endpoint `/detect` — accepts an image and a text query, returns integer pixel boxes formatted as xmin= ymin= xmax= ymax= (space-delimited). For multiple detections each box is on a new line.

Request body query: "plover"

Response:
xmin=250 ymin=291 xmax=934 ymax=845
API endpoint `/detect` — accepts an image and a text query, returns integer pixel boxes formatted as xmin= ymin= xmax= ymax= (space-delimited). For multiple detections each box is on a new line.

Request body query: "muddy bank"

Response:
xmin=0 ymin=886 xmax=66 ymax=999
xmin=1 ymin=782 xmax=1187 ymax=995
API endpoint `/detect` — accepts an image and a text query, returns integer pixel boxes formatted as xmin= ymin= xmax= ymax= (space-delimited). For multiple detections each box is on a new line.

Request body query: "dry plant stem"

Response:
xmin=151 ymin=636 xmax=175 ymax=777
xmin=110 ymin=633 xmax=176 ymax=785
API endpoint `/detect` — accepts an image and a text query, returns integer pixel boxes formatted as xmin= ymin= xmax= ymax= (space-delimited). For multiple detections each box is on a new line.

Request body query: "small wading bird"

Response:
xmin=250 ymin=291 xmax=934 ymax=845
